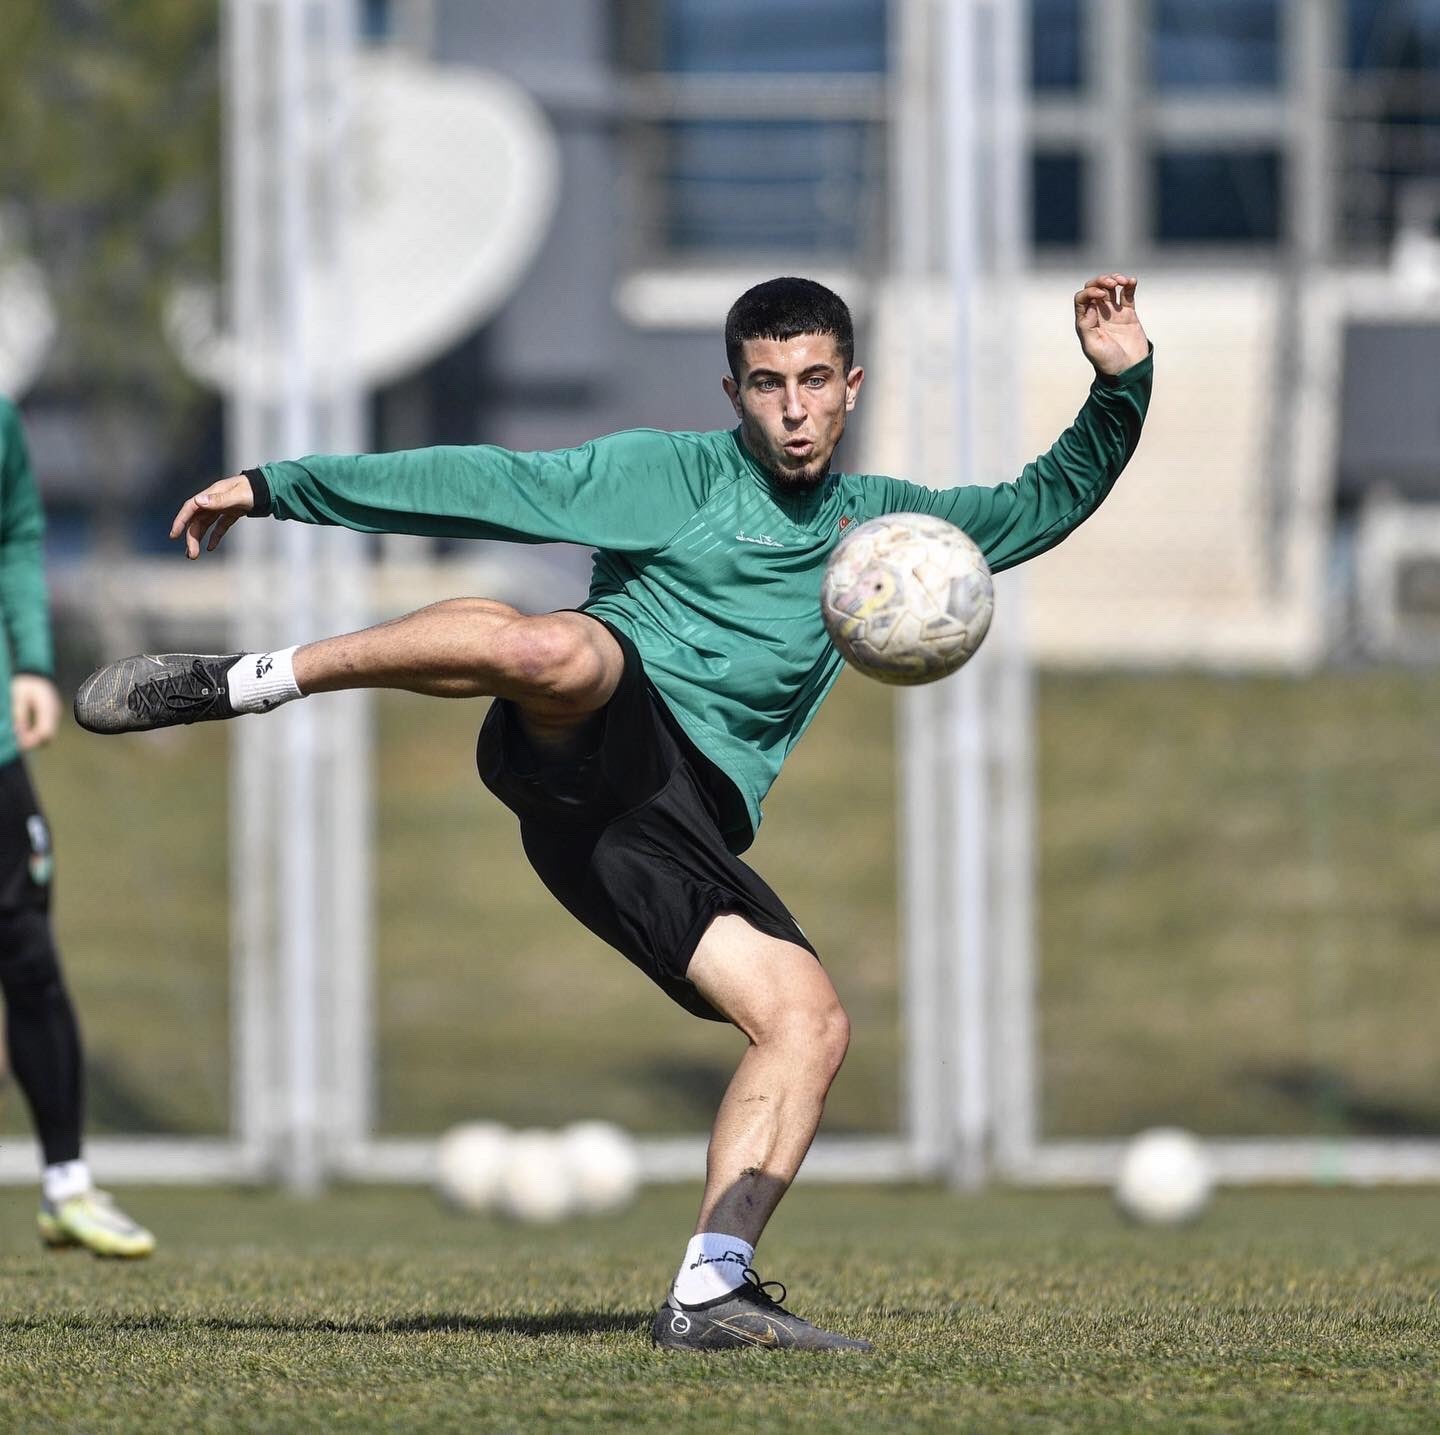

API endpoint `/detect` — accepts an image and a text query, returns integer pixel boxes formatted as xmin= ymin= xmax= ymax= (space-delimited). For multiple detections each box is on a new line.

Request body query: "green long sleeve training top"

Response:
xmin=0 ymin=397 xmax=55 ymax=768
xmin=256 ymin=353 xmax=1153 ymax=850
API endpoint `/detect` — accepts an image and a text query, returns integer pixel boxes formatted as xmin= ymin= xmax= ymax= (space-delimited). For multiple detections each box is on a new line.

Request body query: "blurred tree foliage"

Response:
xmin=0 ymin=0 xmax=220 ymax=459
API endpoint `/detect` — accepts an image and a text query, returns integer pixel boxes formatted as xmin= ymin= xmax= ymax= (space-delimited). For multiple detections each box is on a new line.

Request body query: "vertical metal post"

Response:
xmin=1288 ymin=0 xmax=1338 ymax=268
xmin=224 ymin=0 xmax=278 ymax=1174
xmin=941 ymin=0 xmax=991 ymax=1189
xmin=1093 ymin=0 xmax=1145 ymax=260
xmin=314 ymin=0 xmax=373 ymax=1166
xmin=274 ymin=0 xmax=324 ymax=1198
xmin=894 ymin=0 xmax=948 ymax=1173
xmin=224 ymin=0 xmax=364 ymax=1195
xmin=984 ymin=0 xmax=1038 ymax=1176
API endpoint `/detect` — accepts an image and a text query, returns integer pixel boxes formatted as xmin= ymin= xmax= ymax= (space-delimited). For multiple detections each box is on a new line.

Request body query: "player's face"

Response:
xmin=724 ymin=335 xmax=864 ymax=491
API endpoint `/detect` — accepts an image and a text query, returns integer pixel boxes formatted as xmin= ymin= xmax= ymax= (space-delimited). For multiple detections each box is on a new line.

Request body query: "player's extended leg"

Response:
xmin=74 ymin=600 xmax=623 ymax=745
xmin=651 ymin=914 xmax=871 ymax=1353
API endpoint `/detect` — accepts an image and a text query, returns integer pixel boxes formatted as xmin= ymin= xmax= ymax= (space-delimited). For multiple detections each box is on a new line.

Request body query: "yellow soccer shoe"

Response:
xmin=38 ymin=1189 xmax=156 ymax=1258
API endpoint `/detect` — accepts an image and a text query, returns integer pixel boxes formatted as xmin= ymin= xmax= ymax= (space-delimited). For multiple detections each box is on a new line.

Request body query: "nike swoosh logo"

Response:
xmin=713 ymin=1315 xmax=781 ymax=1347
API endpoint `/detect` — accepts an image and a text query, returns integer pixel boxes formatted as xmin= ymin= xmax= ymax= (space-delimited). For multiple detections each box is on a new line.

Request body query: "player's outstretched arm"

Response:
xmin=170 ymin=474 xmax=255 ymax=559
xmin=1074 ymin=273 xmax=1149 ymax=377
xmin=865 ymin=271 xmax=1153 ymax=572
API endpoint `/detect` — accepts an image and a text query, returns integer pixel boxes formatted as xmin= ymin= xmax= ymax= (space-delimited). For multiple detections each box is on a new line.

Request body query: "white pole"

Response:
xmin=983 ymin=0 xmax=1038 ymax=1175
xmin=223 ymin=0 xmax=278 ymax=1172
xmin=314 ymin=0 xmax=373 ymax=1164
xmin=275 ymin=0 xmax=324 ymax=1197
xmin=941 ymin=0 xmax=991 ymax=1189
xmin=894 ymin=0 xmax=948 ymax=1172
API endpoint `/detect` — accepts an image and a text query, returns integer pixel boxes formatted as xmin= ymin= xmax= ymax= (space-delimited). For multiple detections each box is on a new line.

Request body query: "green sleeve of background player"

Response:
xmin=866 ymin=349 xmax=1153 ymax=574
xmin=256 ymin=428 xmax=718 ymax=553
xmin=0 ymin=400 xmax=54 ymax=678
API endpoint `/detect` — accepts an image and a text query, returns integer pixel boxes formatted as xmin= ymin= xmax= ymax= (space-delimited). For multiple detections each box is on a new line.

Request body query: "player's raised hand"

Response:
xmin=1074 ymin=274 xmax=1148 ymax=377
xmin=170 ymin=474 xmax=256 ymax=559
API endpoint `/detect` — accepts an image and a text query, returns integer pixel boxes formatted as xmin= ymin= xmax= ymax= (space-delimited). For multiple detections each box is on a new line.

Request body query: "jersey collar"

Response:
xmin=728 ymin=428 xmax=835 ymax=520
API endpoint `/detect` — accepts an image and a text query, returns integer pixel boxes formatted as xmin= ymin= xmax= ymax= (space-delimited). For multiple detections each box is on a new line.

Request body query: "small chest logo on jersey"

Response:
xmin=838 ymin=514 xmax=855 ymax=532
xmin=735 ymin=532 xmax=784 ymax=548
xmin=26 ymin=814 xmax=52 ymax=886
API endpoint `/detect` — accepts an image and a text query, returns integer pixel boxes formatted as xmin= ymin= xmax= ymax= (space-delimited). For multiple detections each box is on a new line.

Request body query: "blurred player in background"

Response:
xmin=76 ymin=274 xmax=1149 ymax=1341
xmin=0 ymin=396 xmax=154 ymax=1258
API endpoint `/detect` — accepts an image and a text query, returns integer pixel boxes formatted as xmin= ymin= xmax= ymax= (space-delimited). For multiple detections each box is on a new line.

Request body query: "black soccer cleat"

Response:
xmin=651 ymin=1268 xmax=873 ymax=1353
xmin=74 ymin=653 xmax=242 ymax=734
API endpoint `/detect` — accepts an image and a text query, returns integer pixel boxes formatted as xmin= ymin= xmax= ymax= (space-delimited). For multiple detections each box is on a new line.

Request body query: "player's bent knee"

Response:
xmin=760 ymin=995 xmax=850 ymax=1075
xmin=512 ymin=617 xmax=617 ymax=709
xmin=815 ymin=1001 xmax=851 ymax=1075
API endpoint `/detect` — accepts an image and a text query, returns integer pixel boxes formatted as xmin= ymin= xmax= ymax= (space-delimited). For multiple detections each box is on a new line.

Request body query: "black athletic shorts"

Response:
xmin=475 ymin=619 xmax=815 ymax=1022
xmin=0 ymin=759 xmax=53 ymax=914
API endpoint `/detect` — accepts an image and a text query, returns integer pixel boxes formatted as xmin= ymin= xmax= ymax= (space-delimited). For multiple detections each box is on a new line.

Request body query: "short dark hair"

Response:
xmin=724 ymin=276 xmax=854 ymax=378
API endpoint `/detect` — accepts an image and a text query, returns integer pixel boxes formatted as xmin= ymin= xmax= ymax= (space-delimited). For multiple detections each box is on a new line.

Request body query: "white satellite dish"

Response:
xmin=0 ymin=249 xmax=57 ymax=399
xmin=167 ymin=52 xmax=560 ymax=392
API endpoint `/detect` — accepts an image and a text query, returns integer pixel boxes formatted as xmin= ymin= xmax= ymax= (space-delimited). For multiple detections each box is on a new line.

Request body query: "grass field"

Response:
xmin=3 ymin=665 xmax=1440 ymax=1145
xmin=3 ymin=664 xmax=1439 ymax=1430
xmin=1 ymin=1184 xmax=1437 ymax=1433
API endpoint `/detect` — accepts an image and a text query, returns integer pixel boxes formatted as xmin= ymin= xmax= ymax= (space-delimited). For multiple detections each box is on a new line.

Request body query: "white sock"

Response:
xmin=671 ymin=1232 xmax=755 ymax=1307
xmin=227 ymin=646 xmax=303 ymax=714
xmin=43 ymin=1159 xmax=92 ymax=1205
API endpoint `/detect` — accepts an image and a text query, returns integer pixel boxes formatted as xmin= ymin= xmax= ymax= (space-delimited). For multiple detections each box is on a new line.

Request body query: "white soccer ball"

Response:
xmin=821 ymin=513 xmax=994 ymax=685
xmin=495 ymin=1128 xmax=579 ymax=1223
xmin=434 ymin=1121 xmax=512 ymax=1212
xmin=562 ymin=1121 xmax=641 ymax=1215
xmin=1114 ymin=1127 xmax=1214 ymax=1226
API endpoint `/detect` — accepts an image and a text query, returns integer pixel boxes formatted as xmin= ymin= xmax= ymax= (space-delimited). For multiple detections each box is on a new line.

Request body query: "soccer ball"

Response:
xmin=562 ymin=1121 xmax=641 ymax=1215
xmin=495 ymin=1128 xmax=579 ymax=1223
xmin=821 ymin=513 xmax=994 ymax=684
xmin=434 ymin=1121 xmax=512 ymax=1212
xmin=1114 ymin=1127 xmax=1214 ymax=1226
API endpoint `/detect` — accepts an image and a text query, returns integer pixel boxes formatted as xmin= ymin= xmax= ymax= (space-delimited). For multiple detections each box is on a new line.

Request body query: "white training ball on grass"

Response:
xmin=821 ymin=512 xmax=994 ymax=685
xmin=496 ymin=1128 xmax=580 ymax=1223
xmin=562 ymin=1121 xmax=641 ymax=1215
xmin=434 ymin=1121 xmax=512 ymax=1212
xmin=1114 ymin=1127 xmax=1214 ymax=1226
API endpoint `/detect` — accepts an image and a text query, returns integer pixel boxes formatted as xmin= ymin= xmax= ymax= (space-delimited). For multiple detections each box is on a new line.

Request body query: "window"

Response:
xmin=1154 ymin=149 xmax=1283 ymax=243
xmin=1031 ymin=0 xmax=1084 ymax=92
xmin=1151 ymin=0 xmax=1281 ymax=90
xmin=630 ymin=0 xmax=888 ymax=264
xmin=1347 ymin=0 xmax=1440 ymax=71
xmin=1032 ymin=151 xmax=1085 ymax=247
xmin=360 ymin=0 xmax=391 ymax=41
xmin=660 ymin=0 xmax=887 ymax=73
xmin=661 ymin=120 xmax=876 ymax=257
xmin=1340 ymin=1 xmax=1440 ymax=252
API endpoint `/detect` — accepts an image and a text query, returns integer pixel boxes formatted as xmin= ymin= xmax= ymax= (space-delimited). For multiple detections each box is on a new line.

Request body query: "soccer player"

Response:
xmin=0 ymin=396 xmax=155 ymax=1257
xmin=76 ymin=274 xmax=1150 ymax=1345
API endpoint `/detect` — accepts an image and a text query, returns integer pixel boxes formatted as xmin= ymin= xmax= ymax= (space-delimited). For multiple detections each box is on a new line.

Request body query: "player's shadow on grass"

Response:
xmin=3 ymin=1312 xmax=650 ymax=1339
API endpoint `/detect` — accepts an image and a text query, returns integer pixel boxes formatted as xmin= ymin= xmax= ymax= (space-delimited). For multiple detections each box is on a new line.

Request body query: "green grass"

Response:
xmin=0 ymin=1185 xmax=1436 ymax=1433
xmin=5 ymin=676 xmax=1439 ymax=1430
xmin=1037 ymin=670 xmax=1440 ymax=1138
